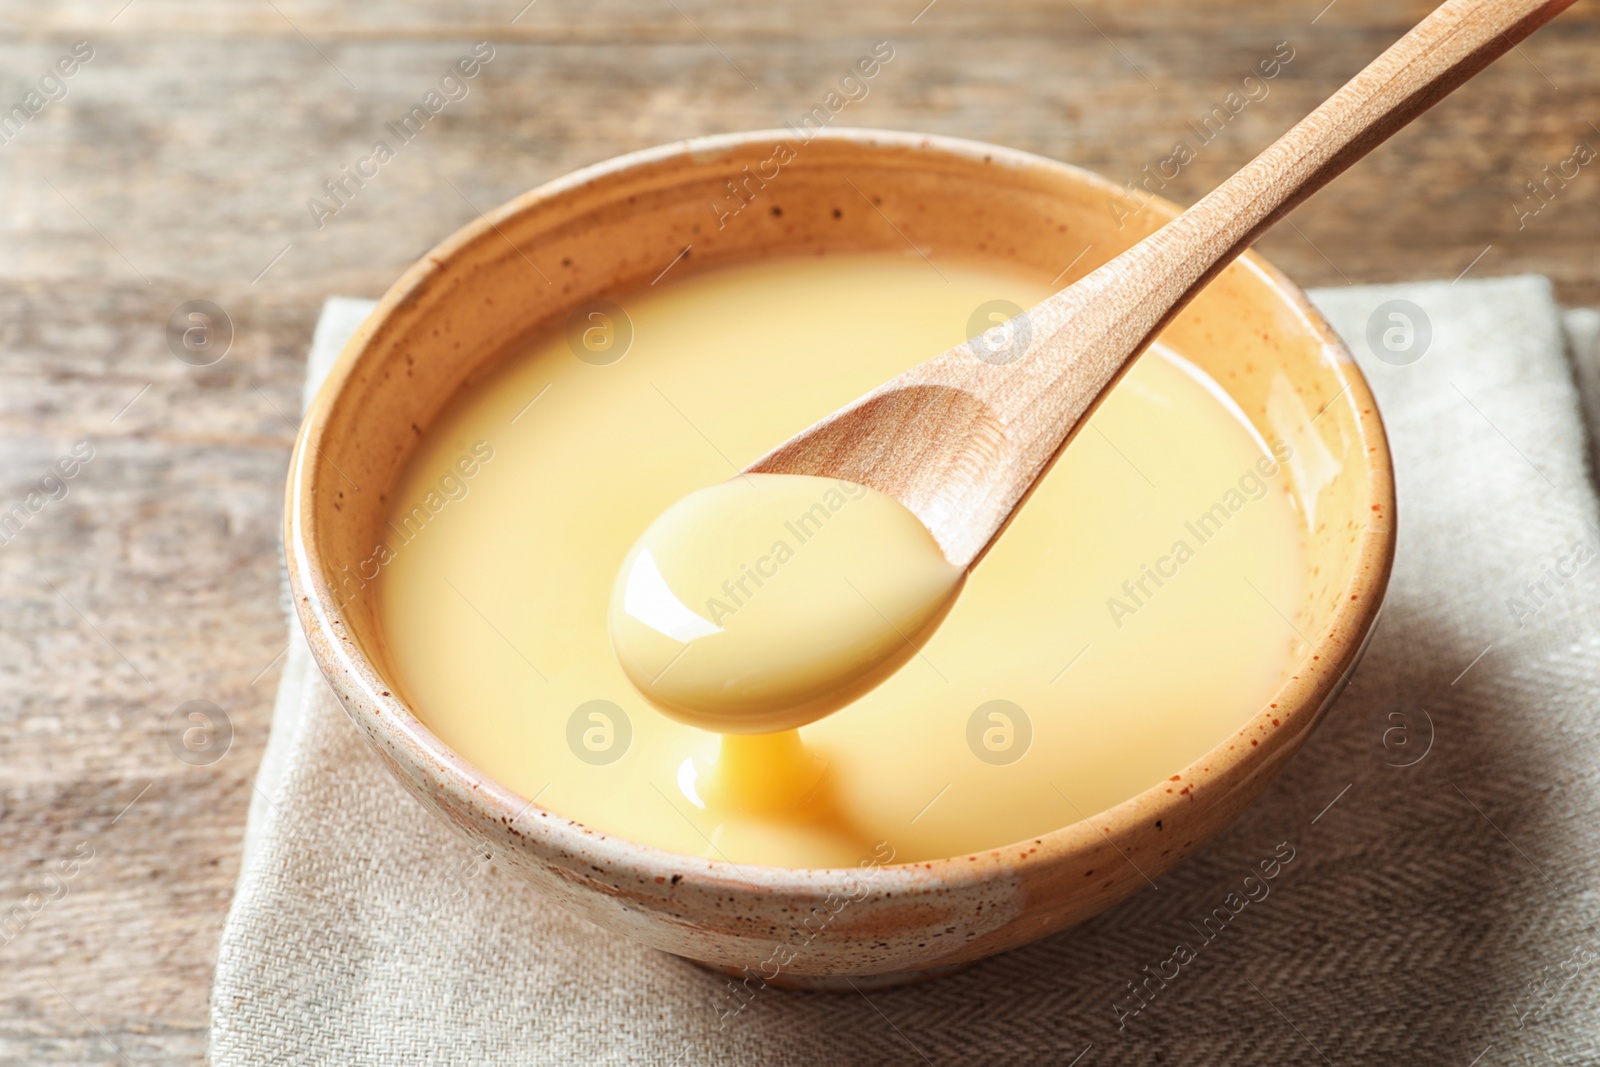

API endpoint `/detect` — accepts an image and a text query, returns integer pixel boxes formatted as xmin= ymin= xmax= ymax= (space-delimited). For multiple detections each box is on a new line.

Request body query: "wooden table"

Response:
xmin=1 ymin=0 xmax=1596 ymax=1061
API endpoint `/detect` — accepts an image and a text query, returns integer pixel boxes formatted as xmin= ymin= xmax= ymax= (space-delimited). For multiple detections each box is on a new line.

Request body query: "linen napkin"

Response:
xmin=212 ymin=276 xmax=1600 ymax=1066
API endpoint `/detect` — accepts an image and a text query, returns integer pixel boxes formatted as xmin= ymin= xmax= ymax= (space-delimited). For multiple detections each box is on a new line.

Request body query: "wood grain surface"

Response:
xmin=0 ymin=0 xmax=1596 ymax=1062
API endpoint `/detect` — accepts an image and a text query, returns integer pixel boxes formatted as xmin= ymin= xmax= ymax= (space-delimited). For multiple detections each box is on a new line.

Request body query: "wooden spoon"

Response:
xmin=747 ymin=0 xmax=1573 ymax=569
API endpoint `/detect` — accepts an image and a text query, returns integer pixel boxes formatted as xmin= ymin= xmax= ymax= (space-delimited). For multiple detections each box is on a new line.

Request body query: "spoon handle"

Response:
xmin=1065 ymin=0 xmax=1574 ymax=334
xmin=748 ymin=0 xmax=1573 ymax=570
xmin=941 ymin=0 xmax=1574 ymax=565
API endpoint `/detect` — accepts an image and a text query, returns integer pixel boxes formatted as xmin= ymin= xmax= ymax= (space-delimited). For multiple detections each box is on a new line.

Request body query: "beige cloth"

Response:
xmin=213 ymin=277 xmax=1600 ymax=1066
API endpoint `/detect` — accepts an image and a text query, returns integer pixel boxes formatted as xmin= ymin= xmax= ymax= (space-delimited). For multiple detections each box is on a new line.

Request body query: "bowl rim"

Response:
xmin=286 ymin=126 xmax=1396 ymax=894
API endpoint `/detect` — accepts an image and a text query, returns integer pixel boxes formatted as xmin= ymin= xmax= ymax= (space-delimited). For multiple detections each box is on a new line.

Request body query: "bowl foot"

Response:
xmin=679 ymin=954 xmax=976 ymax=990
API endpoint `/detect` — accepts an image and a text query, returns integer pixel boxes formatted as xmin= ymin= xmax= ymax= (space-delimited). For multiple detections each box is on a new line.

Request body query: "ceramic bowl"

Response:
xmin=285 ymin=128 xmax=1395 ymax=987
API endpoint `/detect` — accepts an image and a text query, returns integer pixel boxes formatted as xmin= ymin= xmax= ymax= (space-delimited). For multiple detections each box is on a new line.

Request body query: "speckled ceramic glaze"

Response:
xmin=285 ymin=129 xmax=1395 ymax=986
